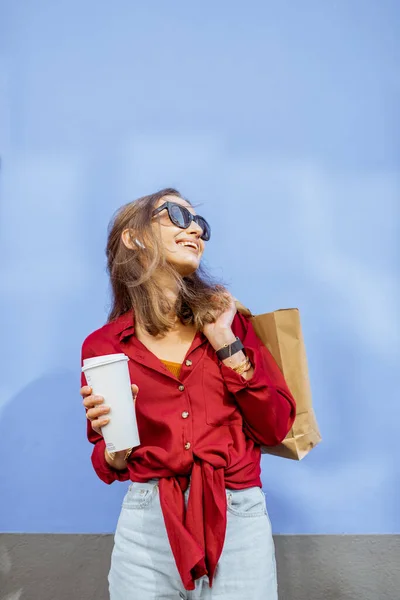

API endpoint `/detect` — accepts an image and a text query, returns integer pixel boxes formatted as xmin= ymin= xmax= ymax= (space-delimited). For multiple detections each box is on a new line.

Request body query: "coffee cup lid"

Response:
xmin=81 ymin=353 xmax=129 ymax=373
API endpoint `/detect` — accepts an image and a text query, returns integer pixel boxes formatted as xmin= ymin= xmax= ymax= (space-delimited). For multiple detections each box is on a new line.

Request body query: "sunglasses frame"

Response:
xmin=152 ymin=201 xmax=211 ymax=241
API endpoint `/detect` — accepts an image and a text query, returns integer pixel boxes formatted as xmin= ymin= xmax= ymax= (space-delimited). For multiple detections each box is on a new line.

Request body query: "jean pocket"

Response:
xmin=122 ymin=481 xmax=158 ymax=510
xmin=227 ymin=487 xmax=268 ymax=518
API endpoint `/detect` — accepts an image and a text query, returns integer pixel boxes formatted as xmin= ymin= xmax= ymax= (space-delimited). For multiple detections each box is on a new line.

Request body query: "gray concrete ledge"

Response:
xmin=0 ymin=534 xmax=399 ymax=600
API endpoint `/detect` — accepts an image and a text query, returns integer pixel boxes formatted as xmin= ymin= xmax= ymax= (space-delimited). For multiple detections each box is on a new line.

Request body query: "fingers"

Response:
xmin=131 ymin=384 xmax=139 ymax=401
xmin=86 ymin=404 xmax=110 ymax=422
xmin=85 ymin=397 xmax=110 ymax=435
xmin=82 ymin=393 xmax=106 ymax=410
xmin=80 ymin=386 xmax=92 ymax=398
xmin=82 ymin=384 xmax=139 ymax=432
xmin=90 ymin=414 xmax=110 ymax=432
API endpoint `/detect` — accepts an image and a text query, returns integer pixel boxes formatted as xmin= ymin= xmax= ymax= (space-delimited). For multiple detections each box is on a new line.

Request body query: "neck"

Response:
xmin=164 ymin=285 xmax=179 ymax=308
xmin=157 ymin=273 xmax=179 ymax=302
xmin=135 ymin=269 xmax=186 ymax=336
xmin=155 ymin=269 xmax=181 ymax=320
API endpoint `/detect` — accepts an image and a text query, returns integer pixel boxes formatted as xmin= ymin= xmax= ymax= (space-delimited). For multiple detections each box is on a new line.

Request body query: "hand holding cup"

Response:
xmin=80 ymin=384 xmax=139 ymax=436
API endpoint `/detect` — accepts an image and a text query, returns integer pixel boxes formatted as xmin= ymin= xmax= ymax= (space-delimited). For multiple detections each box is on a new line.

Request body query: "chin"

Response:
xmin=171 ymin=259 xmax=200 ymax=277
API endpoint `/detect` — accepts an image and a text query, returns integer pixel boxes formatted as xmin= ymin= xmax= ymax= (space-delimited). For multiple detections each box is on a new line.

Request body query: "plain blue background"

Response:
xmin=0 ymin=1 xmax=398 ymax=534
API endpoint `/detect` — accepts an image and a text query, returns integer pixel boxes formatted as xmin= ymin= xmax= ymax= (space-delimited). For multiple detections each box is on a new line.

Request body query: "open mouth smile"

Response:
xmin=176 ymin=240 xmax=199 ymax=253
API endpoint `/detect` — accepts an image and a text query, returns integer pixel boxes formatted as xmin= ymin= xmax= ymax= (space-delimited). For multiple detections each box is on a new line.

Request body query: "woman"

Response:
xmin=80 ymin=188 xmax=296 ymax=600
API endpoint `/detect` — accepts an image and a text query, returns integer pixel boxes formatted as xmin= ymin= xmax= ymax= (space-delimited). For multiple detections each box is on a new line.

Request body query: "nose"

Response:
xmin=186 ymin=218 xmax=203 ymax=238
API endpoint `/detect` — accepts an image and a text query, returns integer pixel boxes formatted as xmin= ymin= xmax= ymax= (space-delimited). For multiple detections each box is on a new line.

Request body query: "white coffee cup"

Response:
xmin=82 ymin=353 xmax=140 ymax=453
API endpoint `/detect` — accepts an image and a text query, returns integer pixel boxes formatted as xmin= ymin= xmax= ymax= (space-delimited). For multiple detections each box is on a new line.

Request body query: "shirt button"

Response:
xmin=185 ymin=359 xmax=192 ymax=367
xmin=178 ymin=385 xmax=185 ymax=391
xmin=182 ymin=411 xmax=189 ymax=419
xmin=184 ymin=442 xmax=191 ymax=450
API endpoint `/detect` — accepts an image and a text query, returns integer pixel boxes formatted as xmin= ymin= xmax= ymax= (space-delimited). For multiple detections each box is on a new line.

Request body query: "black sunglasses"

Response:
xmin=152 ymin=201 xmax=211 ymax=241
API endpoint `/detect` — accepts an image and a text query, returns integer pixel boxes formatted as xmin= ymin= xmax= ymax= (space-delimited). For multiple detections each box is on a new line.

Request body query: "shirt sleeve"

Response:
xmin=219 ymin=312 xmax=297 ymax=446
xmin=81 ymin=340 xmax=130 ymax=484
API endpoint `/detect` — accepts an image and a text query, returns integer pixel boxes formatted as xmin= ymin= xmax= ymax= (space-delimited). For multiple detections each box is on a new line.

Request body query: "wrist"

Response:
xmin=208 ymin=327 xmax=236 ymax=351
xmin=104 ymin=448 xmax=128 ymax=470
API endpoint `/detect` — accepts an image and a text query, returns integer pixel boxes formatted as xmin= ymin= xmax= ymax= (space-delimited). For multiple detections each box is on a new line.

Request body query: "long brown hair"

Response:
xmin=106 ymin=188 xmax=230 ymax=336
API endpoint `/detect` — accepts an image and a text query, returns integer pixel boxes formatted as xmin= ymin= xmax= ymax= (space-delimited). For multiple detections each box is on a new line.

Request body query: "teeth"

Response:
xmin=177 ymin=241 xmax=197 ymax=249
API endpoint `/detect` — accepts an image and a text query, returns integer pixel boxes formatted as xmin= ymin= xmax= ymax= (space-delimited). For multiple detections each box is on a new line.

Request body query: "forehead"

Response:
xmin=155 ymin=195 xmax=196 ymax=214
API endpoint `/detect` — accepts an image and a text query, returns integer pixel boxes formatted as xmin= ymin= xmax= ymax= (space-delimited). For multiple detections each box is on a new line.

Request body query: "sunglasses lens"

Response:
xmin=195 ymin=216 xmax=211 ymax=241
xmin=168 ymin=203 xmax=211 ymax=241
xmin=170 ymin=203 xmax=191 ymax=228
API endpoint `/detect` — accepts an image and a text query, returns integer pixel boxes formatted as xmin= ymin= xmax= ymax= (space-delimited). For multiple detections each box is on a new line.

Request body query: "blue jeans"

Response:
xmin=108 ymin=479 xmax=278 ymax=599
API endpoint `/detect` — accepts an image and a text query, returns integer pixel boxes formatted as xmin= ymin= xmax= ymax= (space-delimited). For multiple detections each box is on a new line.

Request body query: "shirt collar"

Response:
xmin=113 ymin=308 xmax=207 ymax=350
xmin=113 ymin=309 xmax=135 ymax=342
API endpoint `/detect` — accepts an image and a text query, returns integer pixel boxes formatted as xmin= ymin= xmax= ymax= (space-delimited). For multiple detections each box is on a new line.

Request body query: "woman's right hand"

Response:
xmin=80 ymin=384 xmax=139 ymax=436
xmin=80 ymin=386 xmax=110 ymax=436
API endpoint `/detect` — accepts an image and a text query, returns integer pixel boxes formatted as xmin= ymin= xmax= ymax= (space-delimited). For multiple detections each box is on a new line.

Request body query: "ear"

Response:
xmin=122 ymin=229 xmax=145 ymax=250
xmin=121 ymin=229 xmax=135 ymax=250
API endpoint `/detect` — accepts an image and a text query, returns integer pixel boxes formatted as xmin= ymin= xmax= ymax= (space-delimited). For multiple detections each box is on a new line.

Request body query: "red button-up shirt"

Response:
xmin=81 ymin=309 xmax=296 ymax=590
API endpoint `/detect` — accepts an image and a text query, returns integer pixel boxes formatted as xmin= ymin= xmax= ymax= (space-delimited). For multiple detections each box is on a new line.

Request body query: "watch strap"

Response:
xmin=216 ymin=337 xmax=244 ymax=361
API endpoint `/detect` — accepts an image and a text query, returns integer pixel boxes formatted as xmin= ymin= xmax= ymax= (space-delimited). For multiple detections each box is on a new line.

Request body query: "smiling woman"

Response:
xmin=81 ymin=187 xmax=296 ymax=599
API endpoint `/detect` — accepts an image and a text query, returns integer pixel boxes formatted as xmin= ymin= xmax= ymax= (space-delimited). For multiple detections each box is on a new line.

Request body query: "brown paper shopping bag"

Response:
xmin=235 ymin=301 xmax=322 ymax=460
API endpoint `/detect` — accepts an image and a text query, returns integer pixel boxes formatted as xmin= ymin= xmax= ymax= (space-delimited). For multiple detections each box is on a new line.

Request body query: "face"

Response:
xmin=152 ymin=195 xmax=206 ymax=276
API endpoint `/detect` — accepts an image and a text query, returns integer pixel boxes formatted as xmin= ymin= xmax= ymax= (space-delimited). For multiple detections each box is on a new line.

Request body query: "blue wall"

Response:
xmin=1 ymin=1 xmax=398 ymax=535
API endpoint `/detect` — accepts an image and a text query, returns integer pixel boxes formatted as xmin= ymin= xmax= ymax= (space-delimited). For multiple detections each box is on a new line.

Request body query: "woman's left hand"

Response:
xmin=202 ymin=292 xmax=237 ymax=348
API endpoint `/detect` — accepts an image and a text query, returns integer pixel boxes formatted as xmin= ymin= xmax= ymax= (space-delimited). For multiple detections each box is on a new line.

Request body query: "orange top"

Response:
xmin=160 ymin=359 xmax=182 ymax=379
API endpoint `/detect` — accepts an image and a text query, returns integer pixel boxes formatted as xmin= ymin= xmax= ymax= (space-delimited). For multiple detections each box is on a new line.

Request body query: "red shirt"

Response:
xmin=81 ymin=310 xmax=296 ymax=591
